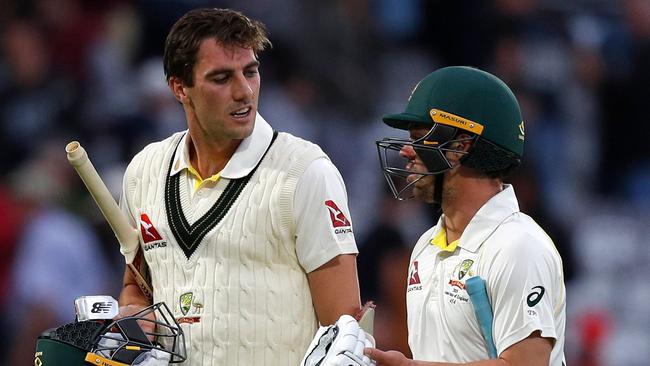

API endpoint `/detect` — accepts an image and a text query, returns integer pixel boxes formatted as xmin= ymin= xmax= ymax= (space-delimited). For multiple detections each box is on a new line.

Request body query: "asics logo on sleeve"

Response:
xmin=526 ymin=286 xmax=545 ymax=307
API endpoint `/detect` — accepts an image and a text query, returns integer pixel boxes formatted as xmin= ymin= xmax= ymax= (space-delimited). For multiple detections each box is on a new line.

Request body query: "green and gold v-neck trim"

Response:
xmin=164 ymin=131 xmax=279 ymax=259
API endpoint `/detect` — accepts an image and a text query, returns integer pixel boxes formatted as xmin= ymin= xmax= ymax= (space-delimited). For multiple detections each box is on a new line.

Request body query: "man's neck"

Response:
xmin=187 ymin=132 xmax=242 ymax=179
xmin=442 ymin=170 xmax=503 ymax=243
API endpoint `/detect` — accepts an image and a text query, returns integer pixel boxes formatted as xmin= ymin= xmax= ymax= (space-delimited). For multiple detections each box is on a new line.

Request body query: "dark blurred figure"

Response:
xmin=0 ymin=18 xmax=78 ymax=175
xmin=0 ymin=184 xmax=26 ymax=356
xmin=35 ymin=0 xmax=104 ymax=85
xmin=289 ymin=0 xmax=383 ymax=120
xmin=599 ymin=0 xmax=650 ymax=203
xmin=358 ymin=191 xmax=412 ymax=357
xmin=420 ymin=0 xmax=496 ymax=67
xmin=5 ymin=139 xmax=118 ymax=365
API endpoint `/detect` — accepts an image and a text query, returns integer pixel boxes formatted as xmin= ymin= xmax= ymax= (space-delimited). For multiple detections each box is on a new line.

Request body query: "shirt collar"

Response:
xmin=170 ymin=112 xmax=274 ymax=179
xmin=433 ymin=184 xmax=520 ymax=253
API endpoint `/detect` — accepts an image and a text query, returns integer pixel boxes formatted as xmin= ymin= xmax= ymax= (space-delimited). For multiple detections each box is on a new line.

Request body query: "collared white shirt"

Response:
xmin=406 ymin=185 xmax=566 ymax=365
xmin=168 ymin=113 xmax=357 ymax=272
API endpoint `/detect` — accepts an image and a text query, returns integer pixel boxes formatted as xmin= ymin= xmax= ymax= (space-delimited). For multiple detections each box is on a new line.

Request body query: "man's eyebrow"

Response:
xmin=204 ymin=60 xmax=261 ymax=78
xmin=246 ymin=60 xmax=261 ymax=69
xmin=410 ymin=130 xmax=426 ymax=140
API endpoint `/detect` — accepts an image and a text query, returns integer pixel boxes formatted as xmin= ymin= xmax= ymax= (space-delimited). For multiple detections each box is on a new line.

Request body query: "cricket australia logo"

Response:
xmin=140 ymin=213 xmax=167 ymax=251
xmin=180 ymin=292 xmax=193 ymax=315
xmin=178 ymin=292 xmax=203 ymax=324
xmin=458 ymin=259 xmax=474 ymax=280
xmin=448 ymin=259 xmax=474 ymax=290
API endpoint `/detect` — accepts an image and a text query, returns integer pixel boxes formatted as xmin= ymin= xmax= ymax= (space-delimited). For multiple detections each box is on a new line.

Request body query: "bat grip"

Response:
xmin=65 ymin=141 xmax=140 ymax=261
xmin=466 ymin=276 xmax=498 ymax=359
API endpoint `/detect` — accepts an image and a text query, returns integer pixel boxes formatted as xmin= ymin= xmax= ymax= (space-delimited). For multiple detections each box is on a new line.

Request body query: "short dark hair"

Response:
xmin=163 ymin=8 xmax=271 ymax=86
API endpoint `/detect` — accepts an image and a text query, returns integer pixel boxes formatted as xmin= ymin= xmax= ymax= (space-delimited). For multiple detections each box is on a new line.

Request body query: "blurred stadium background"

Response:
xmin=1 ymin=0 xmax=649 ymax=364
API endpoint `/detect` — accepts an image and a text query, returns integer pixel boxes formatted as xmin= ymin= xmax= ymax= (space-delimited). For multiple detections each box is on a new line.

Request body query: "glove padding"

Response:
xmin=301 ymin=315 xmax=376 ymax=366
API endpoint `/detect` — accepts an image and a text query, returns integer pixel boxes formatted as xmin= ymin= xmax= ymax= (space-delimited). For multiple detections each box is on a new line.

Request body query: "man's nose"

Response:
xmin=399 ymin=145 xmax=416 ymax=159
xmin=232 ymin=75 xmax=253 ymax=101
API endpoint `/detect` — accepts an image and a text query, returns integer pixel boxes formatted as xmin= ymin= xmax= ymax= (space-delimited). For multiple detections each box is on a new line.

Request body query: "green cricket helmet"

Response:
xmin=376 ymin=66 xmax=524 ymax=200
xmin=35 ymin=337 xmax=91 ymax=366
xmin=34 ymin=302 xmax=186 ymax=365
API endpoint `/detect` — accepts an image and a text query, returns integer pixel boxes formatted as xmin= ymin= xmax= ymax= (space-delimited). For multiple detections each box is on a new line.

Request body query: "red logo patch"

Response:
xmin=409 ymin=261 xmax=421 ymax=285
xmin=140 ymin=213 xmax=163 ymax=243
xmin=448 ymin=279 xmax=466 ymax=290
xmin=325 ymin=200 xmax=351 ymax=228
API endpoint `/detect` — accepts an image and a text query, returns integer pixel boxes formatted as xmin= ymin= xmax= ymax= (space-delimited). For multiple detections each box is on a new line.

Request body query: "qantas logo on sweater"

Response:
xmin=407 ymin=261 xmax=422 ymax=292
xmin=325 ymin=200 xmax=350 ymax=227
xmin=409 ymin=261 xmax=420 ymax=286
xmin=409 ymin=261 xmax=421 ymax=285
xmin=140 ymin=214 xmax=166 ymax=251
xmin=325 ymin=200 xmax=352 ymax=234
xmin=140 ymin=214 xmax=163 ymax=242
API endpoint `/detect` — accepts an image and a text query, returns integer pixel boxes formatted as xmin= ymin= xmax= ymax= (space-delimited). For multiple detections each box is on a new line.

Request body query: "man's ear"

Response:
xmin=446 ymin=133 xmax=474 ymax=164
xmin=168 ymin=76 xmax=188 ymax=103
xmin=456 ymin=133 xmax=474 ymax=153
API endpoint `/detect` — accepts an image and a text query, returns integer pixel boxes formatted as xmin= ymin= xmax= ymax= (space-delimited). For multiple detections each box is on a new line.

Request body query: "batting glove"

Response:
xmin=301 ymin=315 xmax=376 ymax=366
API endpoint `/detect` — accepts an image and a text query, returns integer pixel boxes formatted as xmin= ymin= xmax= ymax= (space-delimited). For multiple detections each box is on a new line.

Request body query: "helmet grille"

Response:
xmin=462 ymin=137 xmax=520 ymax=177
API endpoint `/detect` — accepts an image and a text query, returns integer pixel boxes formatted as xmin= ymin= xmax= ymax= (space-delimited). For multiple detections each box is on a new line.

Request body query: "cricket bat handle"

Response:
xmin=466 ymin=276 xmax=498 ymax=358
xmin=66 ymin=141 xmax=153 ymax=301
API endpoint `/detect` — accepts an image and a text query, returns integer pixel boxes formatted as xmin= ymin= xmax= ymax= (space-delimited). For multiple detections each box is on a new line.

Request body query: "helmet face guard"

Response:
xmin=35 ymin=301 xmax=186 ymax=365
xmin=376 ymin=122 xmax=475 ymax=200
xmin=89 ymin=302 xmax=186 ymax=364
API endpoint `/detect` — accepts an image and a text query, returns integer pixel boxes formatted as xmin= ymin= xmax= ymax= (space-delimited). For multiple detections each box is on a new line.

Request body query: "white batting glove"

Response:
xmin=301 ymin=315 xmax=376 ymax=366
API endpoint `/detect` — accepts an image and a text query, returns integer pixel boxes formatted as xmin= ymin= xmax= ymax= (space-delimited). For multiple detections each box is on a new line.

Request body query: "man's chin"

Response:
xmin=413 ymin=187 xmax=435 ymax=204
xmin=230 ymin=119 xmax=255 ymax=139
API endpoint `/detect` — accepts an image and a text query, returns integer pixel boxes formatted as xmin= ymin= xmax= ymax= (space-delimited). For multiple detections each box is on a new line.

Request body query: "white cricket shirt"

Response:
xmin=168 ymin=113 xmax=358 ymax=271
xmin=406 ymin=185 xmax=566 ymax=365
xmin=120 ymin=113 xmax=359 ymax=365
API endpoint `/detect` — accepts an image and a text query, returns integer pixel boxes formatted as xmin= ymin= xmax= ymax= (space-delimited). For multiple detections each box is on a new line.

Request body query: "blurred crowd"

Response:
xmin=1 ymin=0 xmax=649 ymax=365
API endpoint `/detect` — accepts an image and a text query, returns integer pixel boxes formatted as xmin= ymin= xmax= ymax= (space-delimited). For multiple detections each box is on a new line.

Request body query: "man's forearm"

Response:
xmin=119 ymin=283 xmax=151 ymax=306
xmin=119 ymin=268 xmax=151 ymax=307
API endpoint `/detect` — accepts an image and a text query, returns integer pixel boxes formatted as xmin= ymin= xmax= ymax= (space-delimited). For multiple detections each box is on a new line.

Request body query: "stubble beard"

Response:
xmin=413 ymin=175 xmax=435 ymax=203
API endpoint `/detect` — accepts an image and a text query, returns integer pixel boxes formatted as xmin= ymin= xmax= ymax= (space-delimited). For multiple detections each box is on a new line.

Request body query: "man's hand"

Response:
xmin=117 ymin=305 xmax=156 ymax=339
xmin=301 ymin=315 xmax=376 ymax=366
xmin=364 ymin=348 xmax=412 ymax=366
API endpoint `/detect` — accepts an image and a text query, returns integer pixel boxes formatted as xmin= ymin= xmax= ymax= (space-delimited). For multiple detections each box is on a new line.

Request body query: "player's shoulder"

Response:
xmin=125 ymin=131 xmax=185 ymax=179
xmin=275 ymin=131 xmax=326 ymax=155
xmin=268 ymin=131 xmax=329 ymax=171
xmin=488 ymin=212 xmax=558 ymax=259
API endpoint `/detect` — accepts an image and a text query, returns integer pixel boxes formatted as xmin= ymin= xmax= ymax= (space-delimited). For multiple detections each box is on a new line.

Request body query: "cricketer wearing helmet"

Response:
xmin=367 ymin=66 xmax=566 ymax=366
